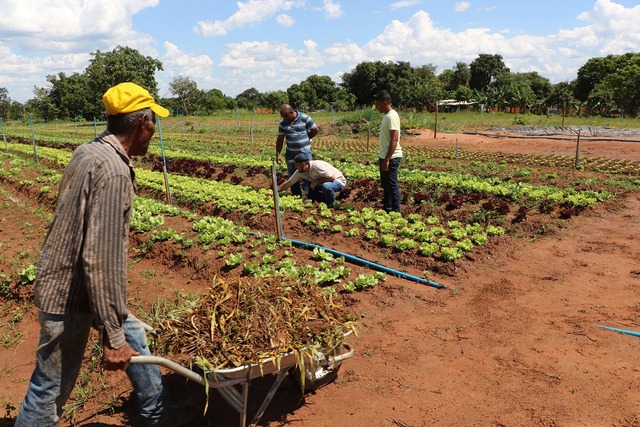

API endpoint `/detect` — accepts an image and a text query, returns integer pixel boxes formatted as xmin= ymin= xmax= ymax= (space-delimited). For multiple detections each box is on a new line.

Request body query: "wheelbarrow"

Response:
xmin=130 ymin=343 xmax=354 ymax=427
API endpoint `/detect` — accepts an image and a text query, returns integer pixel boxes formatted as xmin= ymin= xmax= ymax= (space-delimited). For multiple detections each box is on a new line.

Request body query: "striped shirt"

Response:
xmin=278 ymin=111 xmax=317 ymax=154
xmin=35 ymin=131 xmax=134 ymax=349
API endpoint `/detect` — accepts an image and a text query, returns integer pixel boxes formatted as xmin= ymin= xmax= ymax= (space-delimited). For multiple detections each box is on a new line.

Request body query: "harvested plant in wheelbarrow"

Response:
xmin=154 ymin=275 xmax=357 ymax=370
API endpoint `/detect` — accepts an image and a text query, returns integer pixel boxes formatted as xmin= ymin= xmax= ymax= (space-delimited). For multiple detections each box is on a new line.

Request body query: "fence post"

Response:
xmin=575 ymin=130 xmax=581 ymax=169
xmin=29 ymin=115 xmax=39 ymax=164
xmin=434 ymin=100 xmax=438 ymax=139
xmin=1 ymin=118 xmax=8 ymax=153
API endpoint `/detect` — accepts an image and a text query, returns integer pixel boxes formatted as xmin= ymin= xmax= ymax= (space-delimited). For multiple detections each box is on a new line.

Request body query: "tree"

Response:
xmin=83 ymin=46 xmax=164 ymax=118
xmin=574 ymin=53 xmax=640 ymax=116
xmin=452 ymin=62 xmax=471 ymax=89
xmin=301 ymin=75 xmax=338 ymax=109
xmin=469 ymin=54 xmax=510 ymax=91
xmin=0 ymin=88 xmax=10 ymax=119
xmin=169 ymin=76 xmax=200 ymax=116
xmin=260 ymin=91 xmax=288 ymax=112
xmin=26 ymin=86 xmax=58 ymax=121
xmin=200 ymin=88 xmax=235 ymax=112
xmin=547 ymin=82 xmax=574 ymax=115
xmin=235 ymin=88 xmax=261 ymax=110
xmin=286 ymin=82 xmax=316 ymax=111
xmin=341 ymin=60 xmax=438 ymax=109
xmin=46 ymin=72 xmax=92 ymax=119
xmin=333 ymin=88 xmax=356 ymax=111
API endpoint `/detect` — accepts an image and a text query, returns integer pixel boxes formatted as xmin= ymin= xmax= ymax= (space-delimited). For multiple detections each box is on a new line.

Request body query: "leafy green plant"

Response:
xmin=486 ymin=225 xmax=505 ymax=236
xmin=345 ymin=227 xmax=360 ymax=237
xmin=419 ymin=243 xmax=439 ymax=257
xmin=225 ymin=253 xmax=244 ymax=268
xmin=313 ymin=247 xmax=334 ymax=261
xmin=379 ymin=234 xmax=397 ymax=248
xmin=395 ymin=238 xmax=417 ymax=251
xmin=19 ymin=264 xmax=37 ymax=285
xmin=441 ymin=247 xmax=463 ymax=261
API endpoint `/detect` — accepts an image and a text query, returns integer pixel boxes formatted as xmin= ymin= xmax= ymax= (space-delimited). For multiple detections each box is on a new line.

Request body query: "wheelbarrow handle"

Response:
xmin=130 ymin=355 xmax=247 ymax=388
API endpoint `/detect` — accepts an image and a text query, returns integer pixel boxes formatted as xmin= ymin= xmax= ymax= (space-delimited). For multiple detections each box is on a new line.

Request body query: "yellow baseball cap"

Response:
xmin=103 ymin=82 xmax=170 ymax=117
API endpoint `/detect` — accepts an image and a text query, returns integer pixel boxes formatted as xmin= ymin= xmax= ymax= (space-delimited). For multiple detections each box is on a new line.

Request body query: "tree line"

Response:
xmin=0 ymin=46 xmax=639 ymax=121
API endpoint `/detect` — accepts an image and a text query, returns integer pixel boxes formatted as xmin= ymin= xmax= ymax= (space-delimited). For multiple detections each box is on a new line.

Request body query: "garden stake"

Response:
xmin=575 ymin=130 xmax=581 ymax=169
xmin=434 ymin=100 xmax=439 ymax=139
xmin=28 ymin=115 xmax=39 ymax=164
xmin=366 ymin=106 xmax=373 ymax=152
xmin=1 ymin=118 xmax=8 ymax=153
xmin=158 ymin=117 xmax=173 ymax=205
xmin=271 ymin=161 xmax=284 ymax=240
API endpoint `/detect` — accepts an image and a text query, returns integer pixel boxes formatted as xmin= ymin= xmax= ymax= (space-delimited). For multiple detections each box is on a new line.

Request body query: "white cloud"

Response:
xmin=390 ymin=0 xmax=422 ymax=10
xmin=156 ymin=42 xmax=216 ymax=97
xmin=455 ymin=2 xmax=471 ymax=12
xmin=276 ymin=14 xmax=296 ymax=26
xmin=323 ymin=0 xmax=344 ymax=19
xmin=0 ymin=0 xmax=159 ymax=53
xmin=194 ymin=0 xmax=305 ymax=37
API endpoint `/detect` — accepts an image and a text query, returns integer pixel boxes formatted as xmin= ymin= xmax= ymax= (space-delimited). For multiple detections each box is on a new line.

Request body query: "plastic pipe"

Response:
xmin=595 ymin=324 xmax=640 ymax=337
xmin=283 ymin=236 xmax=449 ymax=290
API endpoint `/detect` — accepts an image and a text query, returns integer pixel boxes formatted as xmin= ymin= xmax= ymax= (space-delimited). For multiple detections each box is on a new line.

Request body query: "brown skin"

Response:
xmin=375 ymin=99 xmax=399 ymax=172
xmin=101 ymin=112 xmax=156 ymax=371
xmin=275 ymin=105 xmax=319 ymax=164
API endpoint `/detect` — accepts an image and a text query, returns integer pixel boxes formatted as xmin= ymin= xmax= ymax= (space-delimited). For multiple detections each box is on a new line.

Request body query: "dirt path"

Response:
xmin=277 ymin=193 xmax=640 ymax=426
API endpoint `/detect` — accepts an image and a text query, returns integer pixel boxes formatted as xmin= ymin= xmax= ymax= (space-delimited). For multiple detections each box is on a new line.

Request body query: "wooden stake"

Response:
xmin=434 ymin=100 xmax=438 ymax=139
xmin=575 ymin=130 xmax=581 ymax=169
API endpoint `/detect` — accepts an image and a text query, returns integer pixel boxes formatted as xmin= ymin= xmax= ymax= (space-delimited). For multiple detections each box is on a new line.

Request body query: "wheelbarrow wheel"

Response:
xmin=289 ymin=363 xmax=342 ymax=393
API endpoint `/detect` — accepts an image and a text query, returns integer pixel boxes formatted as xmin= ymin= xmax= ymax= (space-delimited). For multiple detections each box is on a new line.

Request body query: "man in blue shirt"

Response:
xmin=275 ymin=104 xmax=319 ymax=196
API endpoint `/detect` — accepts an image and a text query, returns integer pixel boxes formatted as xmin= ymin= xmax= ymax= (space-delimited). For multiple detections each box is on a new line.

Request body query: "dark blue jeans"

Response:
xmin=379 ymin=157 xmax=402 ymax=213
xmin=309 ymin=180 xmax=345 ymax=206
xmin=285 ymin=150 xmax=312 ymax=196
xmin=15 ymin=313 xmax=169 ymax=427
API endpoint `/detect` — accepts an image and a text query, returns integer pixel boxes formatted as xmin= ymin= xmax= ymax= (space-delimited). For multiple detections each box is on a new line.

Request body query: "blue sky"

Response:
xmin=0 ymin=0 xmax=639 ymax=102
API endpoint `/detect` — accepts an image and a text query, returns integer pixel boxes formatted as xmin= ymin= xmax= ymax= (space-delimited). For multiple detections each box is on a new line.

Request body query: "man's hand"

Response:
xmin=276 ymin=153 xmax=281 ymax=163
xmin=381 ymin=159 xmax=390 ymax=172
xmin=102 ymin=342 xmax=139 ymax=371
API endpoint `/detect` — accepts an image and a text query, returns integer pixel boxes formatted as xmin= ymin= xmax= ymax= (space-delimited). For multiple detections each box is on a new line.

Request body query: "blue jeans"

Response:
xmin=15 ymin=312 xmax=169 ymax=427
xmin=379 ymin=157 xmax=402 ymax=213
xmin=309 ymin=180 xmax=345 ymax=206
xmin=285 ymin=149 xmax=312 ymax=196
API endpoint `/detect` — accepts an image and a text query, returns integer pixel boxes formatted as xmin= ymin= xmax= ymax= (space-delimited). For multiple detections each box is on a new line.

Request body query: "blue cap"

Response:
xmin=289 ymin=151 xmax=312 ymax=164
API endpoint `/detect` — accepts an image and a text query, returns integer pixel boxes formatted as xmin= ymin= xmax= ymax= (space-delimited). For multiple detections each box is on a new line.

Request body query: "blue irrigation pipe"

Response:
xmin=158 ymin=117 xmax=173 ymax=205
xmin=595 ymin=324 xmax=640 ymax=337
xmin=283 ymin=237 xmax=449 ymax=290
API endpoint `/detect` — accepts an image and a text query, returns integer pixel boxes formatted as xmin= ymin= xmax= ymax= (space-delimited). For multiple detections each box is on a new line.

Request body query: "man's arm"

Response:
xmin=381 ymin=129 xmax=399 ymax=172
xmin=276 ymin=135 xmax=285 ymax=163
xmin=84 ymin=176 xmax=132 ymax=368
xmin=308 ymin=127 xmax=319 ymax=139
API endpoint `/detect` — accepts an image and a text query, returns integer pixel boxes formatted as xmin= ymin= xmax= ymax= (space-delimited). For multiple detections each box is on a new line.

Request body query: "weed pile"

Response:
xmin=154 ymin=275 xmax=356 ymax=370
